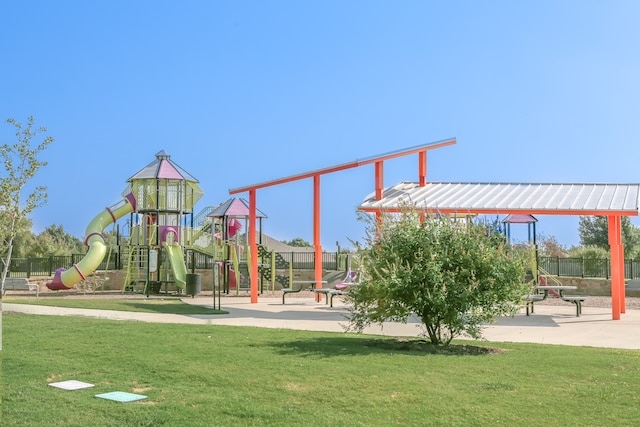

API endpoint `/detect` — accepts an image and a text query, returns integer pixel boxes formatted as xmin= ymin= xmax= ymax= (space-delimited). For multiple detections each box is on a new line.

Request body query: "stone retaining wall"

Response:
xmin=25 ymin=271 xmax=640 ymax=297
xmin=545 ymin=276 xmax=640 ymax=297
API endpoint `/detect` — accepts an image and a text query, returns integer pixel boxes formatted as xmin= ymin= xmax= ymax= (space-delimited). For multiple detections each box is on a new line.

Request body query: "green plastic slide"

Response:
xmin=164 ymin=242 xmax=187 ymax=290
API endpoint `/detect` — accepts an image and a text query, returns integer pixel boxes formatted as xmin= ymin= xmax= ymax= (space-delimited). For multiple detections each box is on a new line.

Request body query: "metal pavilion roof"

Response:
xmin=226 ymin=133 xmax=635 ymax=318
xmin=359 ymin=182 xmax=640 ymax=216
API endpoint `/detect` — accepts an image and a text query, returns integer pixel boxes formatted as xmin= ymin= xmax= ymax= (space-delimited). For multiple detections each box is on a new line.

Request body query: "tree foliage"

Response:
xmin=345 ymin=209 xmax=529 ymax=345
xmin=568 ymin=245 xmax=610 ymax=260
xmin=578 ymin=216 xmax=640 ymax=258
xmin=536 ymin=233 xmax=568 ymax=257
xmin=282 ymin=237 xmax=312 ymax=247
xmin=1 ymin=116 xmax=53 ymax=290
xmin=30 ymin=225 xmax=85 ymax=257
xmin=578 ymin=216 xmax=609 ymax=248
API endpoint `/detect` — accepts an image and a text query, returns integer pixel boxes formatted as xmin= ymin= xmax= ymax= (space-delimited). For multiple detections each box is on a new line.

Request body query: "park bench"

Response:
xmin=314 ymin=284 xmax=361 ymax=307
xmin=3 ymin=277 xmax=39 ymax=297
xmin=310 ymin=270 xmax=359 ymax=307
xmin=560 ymin=295 xmax=588 ymax=317
xmin=312 ymin=287 xmax=334 ymax=303
xmin=312 ymin=288 xmax=346 ymax=307
xmin=523 ymin=294 xmax=546 ymax=316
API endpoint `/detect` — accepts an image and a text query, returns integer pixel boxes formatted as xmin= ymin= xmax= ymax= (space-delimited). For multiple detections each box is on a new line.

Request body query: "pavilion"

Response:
xmin=229 ymin=138 xmax=640 ymax=320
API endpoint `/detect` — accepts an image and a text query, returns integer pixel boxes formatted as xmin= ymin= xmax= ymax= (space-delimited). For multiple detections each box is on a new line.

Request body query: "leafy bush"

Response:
xmin=345 ymin=209 xmax=529 ymax=345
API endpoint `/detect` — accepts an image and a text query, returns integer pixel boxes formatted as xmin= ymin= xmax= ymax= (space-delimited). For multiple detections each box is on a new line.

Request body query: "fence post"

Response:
xmin=556 ymin=256 xmax=560 ymax=276
xmin=582 ymin=257 xmax=585 ymax=278
xmin=271 ymin=251 xmax=275 ymax=292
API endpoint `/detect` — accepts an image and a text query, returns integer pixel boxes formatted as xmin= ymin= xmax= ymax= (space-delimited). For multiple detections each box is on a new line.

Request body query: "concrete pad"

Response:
xmin=4 ymin=296 xmax=640 ymax=349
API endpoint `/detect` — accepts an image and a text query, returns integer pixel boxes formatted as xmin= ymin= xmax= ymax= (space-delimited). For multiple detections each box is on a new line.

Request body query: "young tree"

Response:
xmin=1 ymin=116 xmax=53 ymax=294
xmin=345 ymin=208 xmax=530 ymax=345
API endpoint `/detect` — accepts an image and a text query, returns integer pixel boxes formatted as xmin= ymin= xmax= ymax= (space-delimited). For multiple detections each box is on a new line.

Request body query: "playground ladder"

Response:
xmin=122 ymin=245 xmax=150 ymax=293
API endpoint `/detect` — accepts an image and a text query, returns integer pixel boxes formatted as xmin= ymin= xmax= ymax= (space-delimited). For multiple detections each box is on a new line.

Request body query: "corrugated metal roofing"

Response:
xmin=359 ymin=182 xmax=640 ymax=215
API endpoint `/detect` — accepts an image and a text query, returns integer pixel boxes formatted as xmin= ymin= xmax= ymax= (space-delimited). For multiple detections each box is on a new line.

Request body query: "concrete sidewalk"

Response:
xmin=4 ymin=296 xmax=640 ymax=350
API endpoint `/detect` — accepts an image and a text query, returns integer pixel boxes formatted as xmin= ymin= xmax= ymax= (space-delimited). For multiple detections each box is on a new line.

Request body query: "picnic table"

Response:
xmin=525 ymin=285 xmax=588 ymax=317
xmin=282 ymin=280 xmax=327 ymax=304
xmin=313 ymin=282 xmax=360 ymax=307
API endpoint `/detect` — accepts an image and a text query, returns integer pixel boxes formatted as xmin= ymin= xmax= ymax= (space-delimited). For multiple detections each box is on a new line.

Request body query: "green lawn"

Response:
xmin=2 ymin=312 xmax=640 ymax=426
xmin=2 ymin=296 xmax=226 ymax=315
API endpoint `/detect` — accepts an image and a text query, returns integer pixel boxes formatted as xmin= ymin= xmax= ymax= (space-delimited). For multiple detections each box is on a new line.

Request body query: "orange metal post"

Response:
xmin=618 ymin=233 xmax=626 ymax=313
xmin=249 ymin=189 xmax=258 ymax=303
xmin=608 ymin=215 xmax=622 ymax=320
xmin=224 ymin=140 xmax=458 ymax=304
xmin=375 ymin=160 xmax=384 ymax=200
xmin=419 ymin=150 xmax=427 ymax=186
xmin=314 ymin=175 xmax=323 ymax=295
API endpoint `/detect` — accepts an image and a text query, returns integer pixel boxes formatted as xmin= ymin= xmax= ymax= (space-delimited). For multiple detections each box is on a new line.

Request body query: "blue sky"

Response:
xmin=3 ymin=1 xmax=640 ymax=250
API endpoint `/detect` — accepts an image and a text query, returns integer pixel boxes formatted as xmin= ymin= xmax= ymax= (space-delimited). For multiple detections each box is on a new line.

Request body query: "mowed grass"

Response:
xmin=2 ymin=296 xmax=225 ymax=315
xmin=2 ymin=313 xmax=640 ymax=426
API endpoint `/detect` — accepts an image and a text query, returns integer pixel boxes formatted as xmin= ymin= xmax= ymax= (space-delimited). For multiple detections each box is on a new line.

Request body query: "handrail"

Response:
xmin=537 ymin=266 xmax=563 ymax=286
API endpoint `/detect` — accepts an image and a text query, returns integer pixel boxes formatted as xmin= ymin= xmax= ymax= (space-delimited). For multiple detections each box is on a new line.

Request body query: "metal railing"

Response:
xmin=538 ymin=256 xmax=640 ymax=279
xmin=8 ymin=250 xmax=353 ymax=277
xmin=9 ymin=251 xmax=640 ymax=280
xmin=8 ymin=254 xmax=121 ymax=278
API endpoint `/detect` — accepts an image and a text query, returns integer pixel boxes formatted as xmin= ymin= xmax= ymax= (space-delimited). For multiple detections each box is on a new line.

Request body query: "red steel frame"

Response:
xmin=229 ymin=137 xmax=630 ymax=320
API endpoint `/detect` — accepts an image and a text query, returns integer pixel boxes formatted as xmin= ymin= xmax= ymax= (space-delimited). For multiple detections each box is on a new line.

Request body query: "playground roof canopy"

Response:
xmin=503 ymin=214 xmax=538 ymax=224
xmin=209 ymin=197 xmax=267 ymax=218
xmin=128 ymin=150 xmax=200 ymax=182
xmin=359 ymin=181 xmax=640 ymax=216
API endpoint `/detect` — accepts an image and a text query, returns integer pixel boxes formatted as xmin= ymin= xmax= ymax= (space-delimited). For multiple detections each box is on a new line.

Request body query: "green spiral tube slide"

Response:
xmin=46 ymin=193 xmax=136 ymax=290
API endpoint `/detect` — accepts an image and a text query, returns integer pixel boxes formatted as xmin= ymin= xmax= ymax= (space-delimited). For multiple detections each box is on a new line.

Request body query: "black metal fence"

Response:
xmin=9 ymin=252 xmax=640 ymax=280
xmin=537 ymin=256 xmax=640 ymax=279
xmin=8 ymin=250 xmax=353 ymax=278
xmin=8 ymin=254 xmax=121 ymax=278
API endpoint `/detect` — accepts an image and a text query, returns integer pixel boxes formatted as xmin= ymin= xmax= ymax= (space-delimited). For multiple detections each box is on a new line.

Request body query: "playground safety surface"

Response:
xmin=4 ymin=295 xmax=640 ymax=350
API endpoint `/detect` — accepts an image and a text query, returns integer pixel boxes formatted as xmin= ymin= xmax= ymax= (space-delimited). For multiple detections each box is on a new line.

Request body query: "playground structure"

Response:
xmin=207 ymin=198 xmax=268 ymax=295
xmin=120 ymin=150 xmax=203 ymax=294
xmin=44 ymin=141 xmax=639 ymax=322
xmin=502 ymin=214 xmax=538 ymax=245
xmin=46 ymin=151 xmax=281 ymax=295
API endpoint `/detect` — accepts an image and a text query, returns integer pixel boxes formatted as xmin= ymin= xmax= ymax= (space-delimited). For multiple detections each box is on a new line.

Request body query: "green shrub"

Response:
xmin=346 ymin=208 xmax=529 ymax=345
